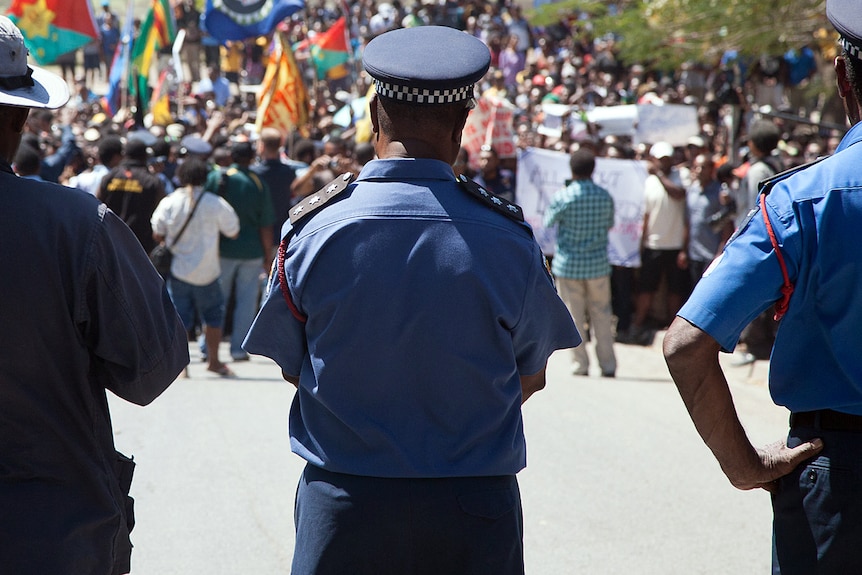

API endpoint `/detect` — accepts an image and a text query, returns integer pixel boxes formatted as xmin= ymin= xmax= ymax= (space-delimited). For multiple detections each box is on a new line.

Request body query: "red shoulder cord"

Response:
xmin=759 ymin=193 xmax=793 ymax=321
xmin=277 ymin=237 xmax=308 ymax=324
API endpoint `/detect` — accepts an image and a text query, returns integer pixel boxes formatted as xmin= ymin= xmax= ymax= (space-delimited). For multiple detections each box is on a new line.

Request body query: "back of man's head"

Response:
xmin=570 ymin=148 xmax=596 ymax=179
xmin=124 ymin=138 xmax=149 ymax=162
xmin=259 ymin=127 xmax=282 ymax=153
xmin=98 ymin=136 xmax=124 ymax=166
xmin=176 ymin=156 xmax=209 ymax=187
xmin=230 ymin=140 xmax=255 ymax=164
xmin=290 ymin=138 xmax=315 ymax=163
xmin=13 ymin=144 xmax=40 ymax=176
xmin=748 ymin=120 xmax=780 ymax=156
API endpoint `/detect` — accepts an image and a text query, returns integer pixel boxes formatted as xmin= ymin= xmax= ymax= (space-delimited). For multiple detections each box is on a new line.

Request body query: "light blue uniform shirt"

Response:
xmin=679 ymin=122 xmax=862 ymax=415
xmin=244 ymin=158 xmax=580 ymax=477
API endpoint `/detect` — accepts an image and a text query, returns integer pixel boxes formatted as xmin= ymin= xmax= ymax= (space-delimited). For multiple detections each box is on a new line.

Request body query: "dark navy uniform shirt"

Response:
xmin=0 ymin=162 xmax=188 ymax=574
xmin=245 ymin=158 xmax=579 ymax=478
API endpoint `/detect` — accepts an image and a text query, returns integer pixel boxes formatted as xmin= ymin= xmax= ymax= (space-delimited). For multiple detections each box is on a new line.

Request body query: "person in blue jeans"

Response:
xmin=204 ymin=140 xmax=275 ymax=361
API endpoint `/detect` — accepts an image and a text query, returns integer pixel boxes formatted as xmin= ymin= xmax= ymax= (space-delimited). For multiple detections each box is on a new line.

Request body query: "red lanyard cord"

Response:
xmin=759 ymin=193 xmax=794 ymax=321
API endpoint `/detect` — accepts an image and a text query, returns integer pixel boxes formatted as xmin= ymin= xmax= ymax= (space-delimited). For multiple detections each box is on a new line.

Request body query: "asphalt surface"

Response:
xmin=107 ymin=331 xmax=785 ymax=574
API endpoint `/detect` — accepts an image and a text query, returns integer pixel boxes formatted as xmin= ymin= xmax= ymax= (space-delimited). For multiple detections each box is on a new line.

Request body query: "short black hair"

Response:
xmin=230 ymin=141 xmax=255 ymax=163
xmin=176 ymin=156 xmax=210 ymax=187
xmin=748 ymin=119 xmax=780 ymax=155
xmin=98 ymin=136 xmax=124 ymax=165
xmin=124 ymin=138 xmax=149 ymax=161
xmin=14 ymin=144 xmax=41 ymax=175
xmin=570 ymin=148 xmax=596 ymax=178
xmin=843 ymin=48 xmax=862 ymax=118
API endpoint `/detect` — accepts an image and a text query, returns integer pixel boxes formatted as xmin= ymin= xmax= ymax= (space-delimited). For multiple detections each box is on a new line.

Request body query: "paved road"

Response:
xmin=109 ymin=335 xmax=786 ymax=574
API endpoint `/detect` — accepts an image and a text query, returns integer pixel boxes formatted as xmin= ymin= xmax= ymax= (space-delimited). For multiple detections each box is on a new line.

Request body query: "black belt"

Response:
xmin=790 ymin=409 xmax=862 ymax=432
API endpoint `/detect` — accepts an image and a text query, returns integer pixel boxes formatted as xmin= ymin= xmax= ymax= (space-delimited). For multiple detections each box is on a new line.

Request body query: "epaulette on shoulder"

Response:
xmin=226 ymin=167 xmax=239 ymax=177
xmin=456 ymin=174 xmax=524 ymax=222
xmin=289 ymin=172 xmax=356 ymax=225
xmin=758 ymin=155 xmax=828 ymax=196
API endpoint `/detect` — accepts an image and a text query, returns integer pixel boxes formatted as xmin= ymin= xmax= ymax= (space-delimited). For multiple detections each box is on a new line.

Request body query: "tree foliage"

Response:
xmin=530 ymin=0 xmax=834 ymax=70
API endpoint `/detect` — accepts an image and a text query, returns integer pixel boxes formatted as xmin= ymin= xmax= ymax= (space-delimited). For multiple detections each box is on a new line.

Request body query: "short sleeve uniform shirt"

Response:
xmin=244 ymin=158 xmax=580 ymax=478
xmin=679 ymin=122 xmax=862 ymax=415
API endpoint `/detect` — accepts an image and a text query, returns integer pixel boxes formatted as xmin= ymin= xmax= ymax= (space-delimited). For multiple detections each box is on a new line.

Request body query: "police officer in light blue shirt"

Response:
xmin=243 ymin=26 xmax=579 ymax=575
xmin=664 ymin=1 xmax=862 ymax=572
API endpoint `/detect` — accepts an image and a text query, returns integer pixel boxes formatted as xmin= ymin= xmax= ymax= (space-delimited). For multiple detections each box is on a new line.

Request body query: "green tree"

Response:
xmin=531 ymin=0 xmax=832 ymax=71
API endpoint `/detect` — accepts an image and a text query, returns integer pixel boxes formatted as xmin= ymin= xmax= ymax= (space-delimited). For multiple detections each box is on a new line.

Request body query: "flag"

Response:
xmin=103 ymin=1 xmax=135 ymax=116
xmin=255 ymin=33 xmax=310 ymax=135
xmin=150 ymin=69 xmax=173 ymax=126
xmin=204 ymin=0 xmax=304 ymax=44
xmin=7 ymin=0 xmax=98 ymax=65
xmin=308 ymin=16 xmax=349 ymax=79
xmin=129 ymin=0 xmax=177 ymax=113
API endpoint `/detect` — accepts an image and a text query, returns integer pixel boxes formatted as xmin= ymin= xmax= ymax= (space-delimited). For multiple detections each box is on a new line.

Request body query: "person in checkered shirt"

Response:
xmin=544 ymin=148 xmax=617 ymax=377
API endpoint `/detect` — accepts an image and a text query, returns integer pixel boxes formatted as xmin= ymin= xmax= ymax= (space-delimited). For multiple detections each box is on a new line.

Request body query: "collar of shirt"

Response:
xmin=835 ymin=121 xmax=862 ymax=154
xmin=356 ymin=157 xmax=456 ymax=183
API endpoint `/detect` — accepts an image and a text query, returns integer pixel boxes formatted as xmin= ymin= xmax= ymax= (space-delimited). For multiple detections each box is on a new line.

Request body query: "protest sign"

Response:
xmin=516 ymin=147 xmax=647 ymax=267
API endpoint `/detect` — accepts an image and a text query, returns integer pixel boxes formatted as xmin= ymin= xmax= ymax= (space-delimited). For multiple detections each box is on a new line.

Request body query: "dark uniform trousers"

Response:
xmin=292 ymin=464 xmax=525 ymax=575
xmin=772 ymin=421 xmax=862 ymax=574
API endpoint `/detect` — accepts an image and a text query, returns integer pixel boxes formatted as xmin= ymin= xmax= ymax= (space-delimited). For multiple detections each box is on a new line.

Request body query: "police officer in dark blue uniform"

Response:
xmin=244 ymin=26 xmax=580 ymax=575
xmin=664 ymin=1 xmax=862 ymax=572
xmin=0 ymin=15 xmax=188 ymax=574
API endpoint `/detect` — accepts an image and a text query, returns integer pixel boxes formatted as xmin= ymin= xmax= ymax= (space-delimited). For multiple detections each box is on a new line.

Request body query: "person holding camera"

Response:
xmin=288 ymin=135 xmax=362 ymax=200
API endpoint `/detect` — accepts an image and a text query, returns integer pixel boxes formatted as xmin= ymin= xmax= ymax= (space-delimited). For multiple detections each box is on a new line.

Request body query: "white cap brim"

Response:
xmin=0 ymin=64 xmax=69 ymax=109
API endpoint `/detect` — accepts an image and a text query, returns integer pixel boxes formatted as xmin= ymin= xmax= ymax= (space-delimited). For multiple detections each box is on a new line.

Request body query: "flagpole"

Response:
xmin=337 ymin=0 xmax=358 ymax=97
xmin=120 ymin=0 xmax=135 ymax=115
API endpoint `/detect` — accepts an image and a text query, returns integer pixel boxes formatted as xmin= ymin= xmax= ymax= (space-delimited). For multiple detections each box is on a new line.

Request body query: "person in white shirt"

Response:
xmin=68 ymin=135 xmax=123 ymax=196
xmin=151 ymin=156 xmax=240 ymax=376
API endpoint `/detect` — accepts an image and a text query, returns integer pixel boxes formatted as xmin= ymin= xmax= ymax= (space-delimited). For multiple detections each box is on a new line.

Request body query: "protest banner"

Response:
xmin=635 ymin=103 xmax=700 ymax=146
xmin=462 ymin=96 xmax=516 ymax=169
xmin=516 ymin=147 xmax=647 ymax=267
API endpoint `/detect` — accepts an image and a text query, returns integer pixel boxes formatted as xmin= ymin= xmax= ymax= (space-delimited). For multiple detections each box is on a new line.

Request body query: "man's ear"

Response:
xmin=451 ymin=106 xmax=470 ymax=145
xmin=369 ymin=94 xmax=380 ymax=136
xmin=836 ymin=55 xmax=852 ymax=99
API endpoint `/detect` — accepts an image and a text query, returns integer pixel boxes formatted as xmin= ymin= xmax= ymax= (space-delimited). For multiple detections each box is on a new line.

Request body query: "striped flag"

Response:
xmin=255 ymin=33 xmax=309 ymax=135
xmin=103 ymin=0 xmax=135 ymax=116
xmin=308 ymin=16 xmax=349 ymax=79
xmin=129 ymin=0 xmax=177 ymax=111
xmin=7 ymin=0 xmax=98 ymax=64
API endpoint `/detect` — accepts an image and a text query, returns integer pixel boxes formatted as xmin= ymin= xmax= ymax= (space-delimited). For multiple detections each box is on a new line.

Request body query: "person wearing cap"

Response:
xmin=0 ymin=15 xmax=188 ymax=574
xmin=97 ymin=137 xmax=167 ymax=254
xmin=243 ymin=26 xmax=579 ymax=574
xmin=204 ymin=139 xmax=275 ymax=363
xmin=624 ymin=140 xmax=688 ymax=344
xmin=663 ymin=1 xmax=862 ymax=572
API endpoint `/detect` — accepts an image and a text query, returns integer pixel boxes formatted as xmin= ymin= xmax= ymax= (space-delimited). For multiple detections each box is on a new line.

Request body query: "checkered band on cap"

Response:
xmin=373 ymin=78 xmax=474 ymax=104
xmin=841 ymin=36 xmax=862 ymax=60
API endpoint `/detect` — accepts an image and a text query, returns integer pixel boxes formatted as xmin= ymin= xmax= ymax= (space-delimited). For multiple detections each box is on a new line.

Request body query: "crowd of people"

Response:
xmin=9 ymin=0 xmax=862 ymax=571
xmin=18 ymin=0 xmax=847 ymax=364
